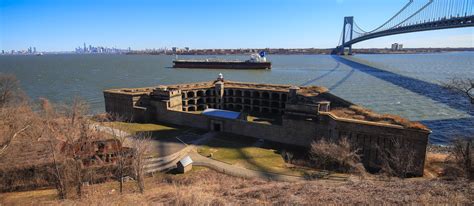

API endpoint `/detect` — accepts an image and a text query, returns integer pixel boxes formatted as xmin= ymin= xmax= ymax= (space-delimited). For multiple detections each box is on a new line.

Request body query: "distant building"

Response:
xmin=391 ymin=43 xmax=403 ymax=51
xmin=1 ymin=50 xmax=4 ymax=54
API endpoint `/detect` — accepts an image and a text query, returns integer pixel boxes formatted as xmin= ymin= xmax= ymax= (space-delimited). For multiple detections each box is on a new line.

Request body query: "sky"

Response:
xmin=1 ymin=0 xmax=473 ymax=51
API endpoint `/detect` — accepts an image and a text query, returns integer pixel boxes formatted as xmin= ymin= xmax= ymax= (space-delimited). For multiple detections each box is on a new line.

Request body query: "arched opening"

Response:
xmin=197 ymin=98 xmax=204 ymax=104
xmin=229 ymin=90 xmax=234 ymax=96
xmin=281 ymin=94 xmax=288 ymax=101
xmin=188 ymin=106 xmax=196 ymax=112
xmin=235 ymin=90 xmax=242 ymax=96
xmin=271 ymin=101 xmax=279 ymax=107
xmin=197 ymin=105 xmax=206 ymax=111
xmin=236 ymin=104 xmax=243 ymax=111
xmin=244 ymin=91 xmax=251 ymax=97
xmin=244 ymin=99 xmax=251 ymax=105
xmin=262 ymin=108 xmax=270 ymax=113
xmin=244 ymin=105 xmax=251 ymax=111
xmin=197 ymin=90 xmax=205 ymax=97
xmin=252 ymin=91 xmax=260 ymax=98
xmin=187 ymin=91 xmax=195 ymax=98
xmin=236 ymin=98 xmax=242 ymax=103
xmin=206 ymin=90 xmax=212 ymax=96
xmin=252 ymin=107 xmax=259 ymax=112
xmin=271 ymin=93 xmax=280 ymax=100
xmin=253 ymin=100 xmax=260 ymax=106
xmin=262 ymin=92 xmax=270 ymax=99
xmin=262 ymin=100 xmax=269 ymax=106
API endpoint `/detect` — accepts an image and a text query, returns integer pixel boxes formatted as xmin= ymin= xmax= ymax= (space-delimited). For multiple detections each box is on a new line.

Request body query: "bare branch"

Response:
xmin=443 ymin=78 xmax=474 ymax=104
xmin=0 ymin=125 xmax=30 ymax=155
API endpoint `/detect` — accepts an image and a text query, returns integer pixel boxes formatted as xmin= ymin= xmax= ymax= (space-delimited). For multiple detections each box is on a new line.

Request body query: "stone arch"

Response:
xmin=252 ymin=91 xmax=260 ymax=98
xmin=197 ymin=98 xmax=204 ymax=104
xmin=244 ymin=90 xmax=251 ymax=97
xmin=235 ymin=104 xmax=243 ymax=111
xmin=252 ymin=106 xmax=259 ymax=112
xmin=271 ymin=101 xmax=279 ymax=107
xmin=235 ymin=90 xmax=242 ymax=96
xmin=271 ymin=93 xmax=280 ymax=100
xmin=197 ymin=105 xmax=207 ymax=111
xmin=197 ymin=90 xmax=205 ymax=97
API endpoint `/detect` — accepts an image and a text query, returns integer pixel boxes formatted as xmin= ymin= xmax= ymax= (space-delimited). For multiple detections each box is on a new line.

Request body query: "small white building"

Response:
xmin=176 ymin=156 xmax=193 ymax=173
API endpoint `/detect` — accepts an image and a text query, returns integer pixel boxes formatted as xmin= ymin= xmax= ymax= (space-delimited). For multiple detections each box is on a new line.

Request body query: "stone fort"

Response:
xmin=104 ymin=74 xmax=430 ymax=176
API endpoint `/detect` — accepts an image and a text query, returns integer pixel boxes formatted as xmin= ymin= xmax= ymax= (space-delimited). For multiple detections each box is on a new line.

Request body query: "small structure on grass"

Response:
xmin=177 ymin=156 xmax=193 ymax=173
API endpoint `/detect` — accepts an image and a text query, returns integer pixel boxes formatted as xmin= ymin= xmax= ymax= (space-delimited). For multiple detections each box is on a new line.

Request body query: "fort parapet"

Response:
xmin=104 ymin=75 xmax=430 ymax=176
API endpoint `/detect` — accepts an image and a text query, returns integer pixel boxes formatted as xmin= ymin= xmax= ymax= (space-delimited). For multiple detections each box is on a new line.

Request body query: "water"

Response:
xmin=0 ymin=53 xmax=472 ymax=144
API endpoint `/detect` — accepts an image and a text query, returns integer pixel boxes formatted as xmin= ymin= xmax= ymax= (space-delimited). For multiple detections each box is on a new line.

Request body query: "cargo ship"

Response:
xmin=173 ymin=51 xmax=271 ymax=69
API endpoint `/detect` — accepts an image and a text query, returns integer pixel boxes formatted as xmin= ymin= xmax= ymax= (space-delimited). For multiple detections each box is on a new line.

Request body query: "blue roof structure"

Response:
xmin=202 ymin=108 xmax=241 ymax=119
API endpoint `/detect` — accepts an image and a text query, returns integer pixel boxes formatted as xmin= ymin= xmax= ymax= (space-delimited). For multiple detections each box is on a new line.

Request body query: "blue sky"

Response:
xmin=1 ymin=0 xmax=473 ymax=51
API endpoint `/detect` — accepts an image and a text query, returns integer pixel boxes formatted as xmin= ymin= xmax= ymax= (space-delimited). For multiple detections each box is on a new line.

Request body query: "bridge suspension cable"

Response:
xmin=335 ymin=0 xmax=474 ymax=54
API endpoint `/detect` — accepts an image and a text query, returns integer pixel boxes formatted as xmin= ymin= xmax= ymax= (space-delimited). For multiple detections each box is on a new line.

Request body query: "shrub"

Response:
xmin=377 ymin=138 xmax=421 ymax=178
xmin=446 ymin=136 xmax=473 ymax=180
xmin=310 ymin=138 xmax=365 ymax=175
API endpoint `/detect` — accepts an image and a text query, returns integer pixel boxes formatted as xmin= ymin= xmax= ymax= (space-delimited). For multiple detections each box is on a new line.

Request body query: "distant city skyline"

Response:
xmin=1 ymin=0 xmax=473 ymax=52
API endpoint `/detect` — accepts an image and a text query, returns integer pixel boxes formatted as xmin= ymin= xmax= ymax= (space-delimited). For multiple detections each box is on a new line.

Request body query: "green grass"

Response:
xmin=104 ymin=122 xmax=206 ymax=139
xmin=198 ymin=134 xmax=308 ymax=176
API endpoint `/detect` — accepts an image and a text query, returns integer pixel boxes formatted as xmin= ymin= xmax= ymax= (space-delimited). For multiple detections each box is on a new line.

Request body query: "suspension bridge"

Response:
xmin=333 ymin=0 xmax=474 ymax=55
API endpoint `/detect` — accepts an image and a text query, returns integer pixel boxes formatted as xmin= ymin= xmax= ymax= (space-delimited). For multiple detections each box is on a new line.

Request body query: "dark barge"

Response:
xmin=173 ymin=51 xmax=271 ymax=70
xmin=173 ymin=60 xmax=271 ymax=69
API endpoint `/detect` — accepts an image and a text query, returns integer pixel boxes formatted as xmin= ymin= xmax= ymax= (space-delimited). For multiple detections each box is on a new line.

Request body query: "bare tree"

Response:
xmin=47 ymin=138 xmax=68 ymax=199
xmin=67 ymin=97 xmax=93 ymax=198
xmin=41 ymin=97 xmax=93 ymax=198
xmin=0 ymin=73 xmax=25 ymax=107
xmin=443 ymin=78 xmax=474 ymax=104
xmin=107 ymin=114 xmax=130 ymax=194
xmin=377 ymin=138 xmax=420 ymax=178
xmin=447 ymin=136 xmax=473 ymax=180
xmin=131 ymin=132 xmax=152 ymax=193
xmin=310 ymin=137 xmax=365 ymax=176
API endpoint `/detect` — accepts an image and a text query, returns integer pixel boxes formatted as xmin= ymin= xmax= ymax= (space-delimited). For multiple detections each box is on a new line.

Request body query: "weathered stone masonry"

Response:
xmin=104 ymin=76 xmax=430 ymax=176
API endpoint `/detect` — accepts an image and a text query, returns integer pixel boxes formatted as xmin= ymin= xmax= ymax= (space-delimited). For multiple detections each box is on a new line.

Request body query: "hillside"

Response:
xmin=1 ymin=167 xmax=472 ymax=205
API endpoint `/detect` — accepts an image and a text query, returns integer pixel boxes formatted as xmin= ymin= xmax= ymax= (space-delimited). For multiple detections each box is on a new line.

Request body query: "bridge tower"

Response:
xmin=340 ymin=16 xmax=354 ymax=55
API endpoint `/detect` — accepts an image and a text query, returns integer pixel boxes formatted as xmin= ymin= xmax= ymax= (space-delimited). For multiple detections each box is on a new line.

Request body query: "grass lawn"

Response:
xmin=198 ymin=133 xmax=310 ymax=176
xmin=103 ymin=121 xmax=206 ymax=139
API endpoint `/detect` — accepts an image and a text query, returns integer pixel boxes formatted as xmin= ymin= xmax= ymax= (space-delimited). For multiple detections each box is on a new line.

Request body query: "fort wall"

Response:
xmin=103 ymin=78 xmax=430 ymax=176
